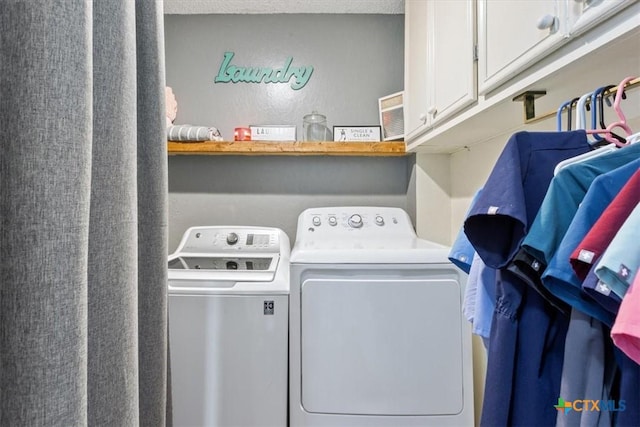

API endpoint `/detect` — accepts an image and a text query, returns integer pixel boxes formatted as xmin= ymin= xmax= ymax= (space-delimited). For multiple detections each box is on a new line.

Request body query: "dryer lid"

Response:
xmin=290 ymin=240 xmax=450 ymax=264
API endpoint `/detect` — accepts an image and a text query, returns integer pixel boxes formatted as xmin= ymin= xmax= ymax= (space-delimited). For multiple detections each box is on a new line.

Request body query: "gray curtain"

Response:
xmin=0 ymin=1 xmax=169 ymax=425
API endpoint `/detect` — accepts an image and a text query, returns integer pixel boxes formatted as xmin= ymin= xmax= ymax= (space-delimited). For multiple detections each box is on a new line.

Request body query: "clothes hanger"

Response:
xmin=553 ymin=87 xmax=618 ymax=176
xmin=586 ymin=76 xmax=636 ymax=147
xmin=575 ymin=92 xmax=592 ymax=136
xmin=556 ymin=98 xmax=579 ymax=131
xmin=589 ymin=86 xmax=608 ymax=143
xmin=566 ymin=97 xmax=580 ymax=131
xmin=595 ymin=84 xmax=627 ymax=146
xmin=556 ymin=99 xmax=573 ymax=131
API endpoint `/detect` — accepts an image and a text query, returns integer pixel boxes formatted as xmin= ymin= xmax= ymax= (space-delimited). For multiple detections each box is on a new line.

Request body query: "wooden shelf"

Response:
xmin=168 ymin=141 xmax=407 ymax=156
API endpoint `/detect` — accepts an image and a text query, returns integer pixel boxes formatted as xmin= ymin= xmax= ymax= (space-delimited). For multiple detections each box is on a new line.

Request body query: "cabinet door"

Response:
xmin=478 ymin=0 xmax=567 ymax=94
xmin=567 ymin=0 xmax=635 ymax=37
xmin=426 ymin=0 xmax=477 ymax=125
xmin=404 ymin=0 xmax=429 ymax=140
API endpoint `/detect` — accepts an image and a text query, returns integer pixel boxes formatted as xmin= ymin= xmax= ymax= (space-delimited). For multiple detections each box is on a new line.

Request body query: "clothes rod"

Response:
xmin=514 ymin=77 xmax=640 ymax=125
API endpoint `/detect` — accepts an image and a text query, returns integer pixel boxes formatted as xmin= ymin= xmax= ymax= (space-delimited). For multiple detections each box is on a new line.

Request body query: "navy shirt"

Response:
xmin=465 ymin=131 xmax=592 ymax=268
xmin=464 ymin=130 xmax=591 ymax=427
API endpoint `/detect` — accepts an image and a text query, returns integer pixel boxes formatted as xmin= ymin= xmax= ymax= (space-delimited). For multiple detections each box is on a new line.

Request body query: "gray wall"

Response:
xmin=165 ymin=14 xmax=409 ymax=252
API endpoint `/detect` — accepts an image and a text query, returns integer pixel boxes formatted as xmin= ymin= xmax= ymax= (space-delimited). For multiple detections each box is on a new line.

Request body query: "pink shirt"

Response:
xmin=612 ymin=273 xmax=640 ymax=364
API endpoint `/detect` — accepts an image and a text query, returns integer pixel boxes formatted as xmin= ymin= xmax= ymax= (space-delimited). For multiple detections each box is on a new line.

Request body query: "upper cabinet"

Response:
xmin=405 ymin=0 xmax=640 ymax=153
xmin=427 ymin=0 xmax=477 ymax=123
xmin=478 ymin=0 xmax=565 ymax=95
xmin=404 ymin=0 xmax=429 ymax=141
xmin=404 ymin=0 xmax=476 ymax=141
xmin=568 ymin=0 xmax=634 ymax=36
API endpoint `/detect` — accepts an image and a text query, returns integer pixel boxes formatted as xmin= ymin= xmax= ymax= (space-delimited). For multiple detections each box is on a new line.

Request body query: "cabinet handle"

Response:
xmin=536 ymin=14 xmax=559 ymax=32
xmin=427 ymin=106 xmax=437 ymax=116
xmin=418 ymin=113 xmax=427 ymax=123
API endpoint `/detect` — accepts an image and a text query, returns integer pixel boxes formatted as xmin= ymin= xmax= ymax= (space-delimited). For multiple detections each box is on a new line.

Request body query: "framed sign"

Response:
xmin=333 ymin=126 xmax=382 ymax=142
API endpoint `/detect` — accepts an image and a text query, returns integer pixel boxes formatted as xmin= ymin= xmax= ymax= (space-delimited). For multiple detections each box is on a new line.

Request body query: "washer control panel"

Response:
xmin=298 ymin=207 xmax=416 ymax=240
xmin=179 ymin=227 xmax=281 ymax=253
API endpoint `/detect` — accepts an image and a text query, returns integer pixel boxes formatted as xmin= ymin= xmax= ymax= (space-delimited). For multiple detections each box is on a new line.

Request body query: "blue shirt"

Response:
xmin=469 ymin=131 xmax=590 ymax=427
xmin=464 ymin=253 xmax=496 ymax=347
xmin=542 ymin=159 xmax=640 ymax=325
xmin=582 ymin=263 xmax=622 ymax=315
xmin=522 ymin=143 xmax=640 ymax=268
xmin=465 ymin=131 xmax=591 ymax=268
xmin=449 ymin=189 xmax=482 ymax=274
xmin=595 ymin=202 xmax=640 ymax=298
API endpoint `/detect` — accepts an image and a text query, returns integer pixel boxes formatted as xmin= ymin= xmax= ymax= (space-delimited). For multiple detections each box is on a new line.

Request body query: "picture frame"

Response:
xmin=333 ymin=126 xmax=382 ymax=142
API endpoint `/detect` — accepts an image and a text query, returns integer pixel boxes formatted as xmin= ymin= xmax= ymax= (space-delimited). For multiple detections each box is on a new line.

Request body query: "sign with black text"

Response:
xmin=333 ymin=126 xmax=382 ymax=142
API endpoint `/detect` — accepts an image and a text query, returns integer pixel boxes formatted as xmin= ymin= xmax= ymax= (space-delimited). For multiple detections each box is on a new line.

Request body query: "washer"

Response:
xmin=168 ymin=226 xmax=290 ymax=427
xmin=289 ymin=207 xmax=474 ymax=427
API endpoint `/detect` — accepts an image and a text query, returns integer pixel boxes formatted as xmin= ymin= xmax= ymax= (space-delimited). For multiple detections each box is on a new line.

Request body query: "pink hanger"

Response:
xmin=586 ymin=76 xmax=636 ymax=147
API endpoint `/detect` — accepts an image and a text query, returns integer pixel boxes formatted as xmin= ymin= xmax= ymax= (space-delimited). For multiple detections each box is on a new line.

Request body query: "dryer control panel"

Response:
xmin=291 ymin=207 xmax=448 ymax=267
xmin=297 ymin=207 xmax=417 ymax=239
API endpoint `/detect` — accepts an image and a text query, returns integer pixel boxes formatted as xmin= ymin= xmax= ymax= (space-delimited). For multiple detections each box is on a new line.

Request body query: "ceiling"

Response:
xmin=163 ymin=0 xmax=405 ymax=15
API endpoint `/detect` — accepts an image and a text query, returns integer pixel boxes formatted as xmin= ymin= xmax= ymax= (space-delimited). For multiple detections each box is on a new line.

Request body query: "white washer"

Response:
xmin=289 ymin=207 xmax=474 ymax=427
xmin=168 ymin=226 xmax=290 ymax=427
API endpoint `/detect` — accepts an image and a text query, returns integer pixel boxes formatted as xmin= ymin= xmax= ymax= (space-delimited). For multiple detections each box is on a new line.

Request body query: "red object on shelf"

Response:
xmin=234 ymin=127 xmax=251 ymax=141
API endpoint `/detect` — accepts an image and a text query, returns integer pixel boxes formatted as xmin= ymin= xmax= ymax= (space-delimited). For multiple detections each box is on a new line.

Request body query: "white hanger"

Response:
xmin=553 ymin=144 xmax=617 ymax=175
xmin=625 ymin=131 xmax=640 ymax=144
xmin=575 ymin=92 xmax=591 ymax=131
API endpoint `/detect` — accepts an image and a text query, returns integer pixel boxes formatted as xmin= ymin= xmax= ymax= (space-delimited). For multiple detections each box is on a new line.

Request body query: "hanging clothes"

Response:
xmin=450 ymin=189 xmax=497 ymax=348
xmin=571 ymin=169 xmax=640 ymax=281
xmin=540 ymin=158 xmax=640 ymax=326
xmin=612 ymin=273 xmax=640 ymax=364
xmin=456 ymin=123 xmax=640 ymax=426
xmin=594 ymin=203 xmax=640 ymax=298
xmin=463 ymin=130 xmax=592 ymax=426
xmin=556 ymin=309 xmax=614 ymax=427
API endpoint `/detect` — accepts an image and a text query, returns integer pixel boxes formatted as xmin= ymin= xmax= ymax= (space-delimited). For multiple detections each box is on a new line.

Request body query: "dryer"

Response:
xmin=289 ymin=207 xmax=474 ymax=427
xmin=168 ymin=226 xmax=290 ymax=427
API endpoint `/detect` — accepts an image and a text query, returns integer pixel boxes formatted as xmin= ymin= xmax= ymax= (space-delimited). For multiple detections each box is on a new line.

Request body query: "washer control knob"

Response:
xmin=328 ymin=216 xmax=338 ymax=226
xmin=348 ymin=214 xmax=363 ymax=228
xmin=375 ymin=215 xmax=385 ymax=226
xmin=226 ymin=232 xmax=239 ymax=245
xmin=312 ymin=216 xmax=322 ymax=226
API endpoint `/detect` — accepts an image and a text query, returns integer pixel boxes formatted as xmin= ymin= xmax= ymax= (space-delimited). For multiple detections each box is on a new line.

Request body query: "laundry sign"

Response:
xmin=214 ymin=51 xmax=313 ymax=90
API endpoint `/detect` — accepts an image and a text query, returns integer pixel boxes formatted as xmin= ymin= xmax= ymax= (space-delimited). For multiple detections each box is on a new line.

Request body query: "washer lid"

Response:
xmin=168 ymin=254 xmax=279 ymax=283
xmin=169 ymin=255 xmax=275 ymax=272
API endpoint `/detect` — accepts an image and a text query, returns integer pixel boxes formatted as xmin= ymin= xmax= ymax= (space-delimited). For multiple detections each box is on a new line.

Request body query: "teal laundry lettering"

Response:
xmin=214 ymin=51 xmax=313 ymax=90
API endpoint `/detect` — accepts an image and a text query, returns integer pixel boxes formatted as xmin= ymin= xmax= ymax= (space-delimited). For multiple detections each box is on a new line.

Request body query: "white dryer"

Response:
xmin=168 ymin=226 xmax=290 ymax=427
xmin=289 ymin=207 xmax=474 ymax=427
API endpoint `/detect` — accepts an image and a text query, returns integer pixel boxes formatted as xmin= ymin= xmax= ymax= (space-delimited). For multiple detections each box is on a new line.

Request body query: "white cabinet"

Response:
xmin=426 ymin=0 xmax=477 ymax=124
xmin=404 ymin=0 xmax=476 ymax=141
xmin=476 ymin=0 xmax=636 ymax=95
xmin=404 ymin=0 xmax=639 ymax=152
xmin=404 ymin=0 xmax=429 ymax=140
xmin=567 ymin=0 xmax=635 ymax=37
xmin=477 ymin=0 xmax=567 ymax=95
